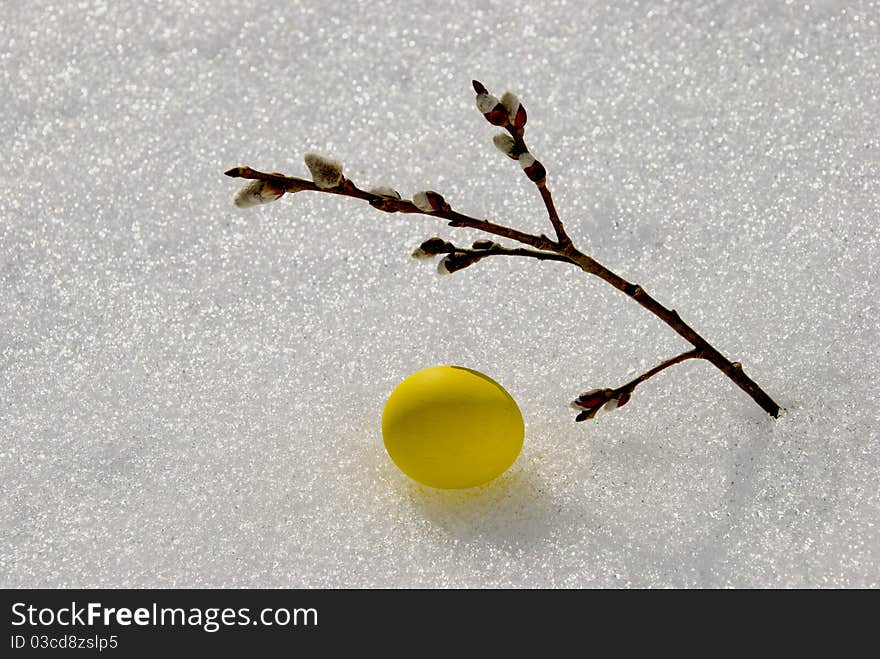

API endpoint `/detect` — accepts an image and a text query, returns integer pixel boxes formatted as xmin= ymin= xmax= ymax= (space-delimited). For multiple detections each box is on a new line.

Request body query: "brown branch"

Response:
xmin=572 ymin=349 xmax=703 ymax=421
xmin=615 ymin=349 xmax=703 ymax=396
xmin=506 ymin=120 xmax=571 ymax=247
xmin=556 ymin=246 xmax=780 ymax=417
xmin=536 ymin=181 xmax=571 ymax=248
xmin=224 ymin=166 xmax=557 ymax=252
xmin=441 ymin=210 xmax=556 ymax=251
xmin=453 ymin=244 xmax=574 ymax=265
xmin=225 ymin=80 xmax=782 ymax=421
xmin=415 ymin=238 xmax=575 ymax=266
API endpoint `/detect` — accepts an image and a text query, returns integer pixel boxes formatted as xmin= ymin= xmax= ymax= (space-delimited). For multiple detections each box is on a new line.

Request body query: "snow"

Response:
xmin=2 ymin=0 xmax=878 ymax=588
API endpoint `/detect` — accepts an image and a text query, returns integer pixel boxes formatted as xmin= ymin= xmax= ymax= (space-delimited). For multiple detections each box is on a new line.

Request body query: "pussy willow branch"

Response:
xmin=225 ymin=81 xmax=780 ymax=419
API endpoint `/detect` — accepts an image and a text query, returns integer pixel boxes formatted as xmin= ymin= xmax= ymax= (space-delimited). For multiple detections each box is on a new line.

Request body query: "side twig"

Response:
xmin=571 ymin=349 xmax=702 ymax=421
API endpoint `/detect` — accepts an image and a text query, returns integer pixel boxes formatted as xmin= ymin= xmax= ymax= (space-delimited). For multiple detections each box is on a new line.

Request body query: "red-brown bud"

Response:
xmin=367 ymin=186 xmax=401 ymax=213
xmin=412 ymin=237 xmax=453 ymax=259
xmin=575 ymin=408 xmax=599 ymax=422
xmin=412 ymin=190 xmax=449 ymax=213
xmin=484 ymin=104 xmax=509 ymax=126
xmin=574 ymin=389 xmax=612 ymax=409
xmin=500 ymin=91 xmax=528 ymax=128
xmin=511 ymin=102 xmax=528 ymax=128
xmin=572 ymin=388 xmax=621 ymax=422
xmin=232 ymin=179 xmax=286 ymax=208
xmin=523 ymin=159 xmax=546 ymax=183
xmin=438 ymin=252 xmax=481 ymax=275
xmin=474 ymin=81 xmax=511 ymax=126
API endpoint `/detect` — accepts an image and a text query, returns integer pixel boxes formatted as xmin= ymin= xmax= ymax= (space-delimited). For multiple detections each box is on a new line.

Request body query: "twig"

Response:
xmin=536 ymin=182 xmax=571 ymax=248
xmin=618 ymin=349 xmax=704 ymax=395
xmin=571 ymin=349 xmax=704 ymax=421
xmin=445 ymin=244 xmax=573 ymax=265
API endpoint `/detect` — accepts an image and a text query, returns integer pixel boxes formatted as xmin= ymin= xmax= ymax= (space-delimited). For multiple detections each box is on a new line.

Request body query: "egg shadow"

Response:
xmin=400 ymin=464 xmax=558 ymax=549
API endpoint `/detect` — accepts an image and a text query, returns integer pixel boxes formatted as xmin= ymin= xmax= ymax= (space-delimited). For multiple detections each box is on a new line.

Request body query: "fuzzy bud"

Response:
xmin=412 ymin=236 xmax=453 ymax=259
xmin=572 ymin=388 xmax=613 ymax=410
xmin=473 ymin=81 xmax=509 ymax=126
xmin=500 ymin=91 xmax=527 ymax=127
xmin=484 ymin=104 xmax=509 ymax=126
xmin=437 ymin=252 xmax=480 ymax=275
xmin=602 ymin=392 xmax=631 ymax=412
xmin=475 ymin=91 xmax=500 ymax=114
xmin=232 ymin=179 xmax=285 ymax=208
xmin=367 ymin=186 xmax=402 ymax=212
xmin=571 ymin=389 xmax=629 ymax=421
xmin=367 ymin=186 xmax=401 ymax=199
xmin=500 ymin=92 xmax=519 ymax=117
xmin=472 ymin=239 xmax=497 ymax=250
xmin=518 ymin=152 xmax=536 ymax=169
xmin=304 ymin=152 xmax=344 ymax=189
xmin=519 ymin=152 xmax=546 ymax=183
xmin=492 ymin=133 xmax=520 ymax=160
xmin=412 ymin=190 xmax=448 ymax=213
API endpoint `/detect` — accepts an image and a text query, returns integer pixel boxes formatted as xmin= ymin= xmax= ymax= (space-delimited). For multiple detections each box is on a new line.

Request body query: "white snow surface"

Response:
xmin=2 ymin=0 xmax=878 ymax=588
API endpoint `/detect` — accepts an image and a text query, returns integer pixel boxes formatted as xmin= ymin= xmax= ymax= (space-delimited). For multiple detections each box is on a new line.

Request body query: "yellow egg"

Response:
xmin=382 ymin=365 xmax=524 ymax=489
